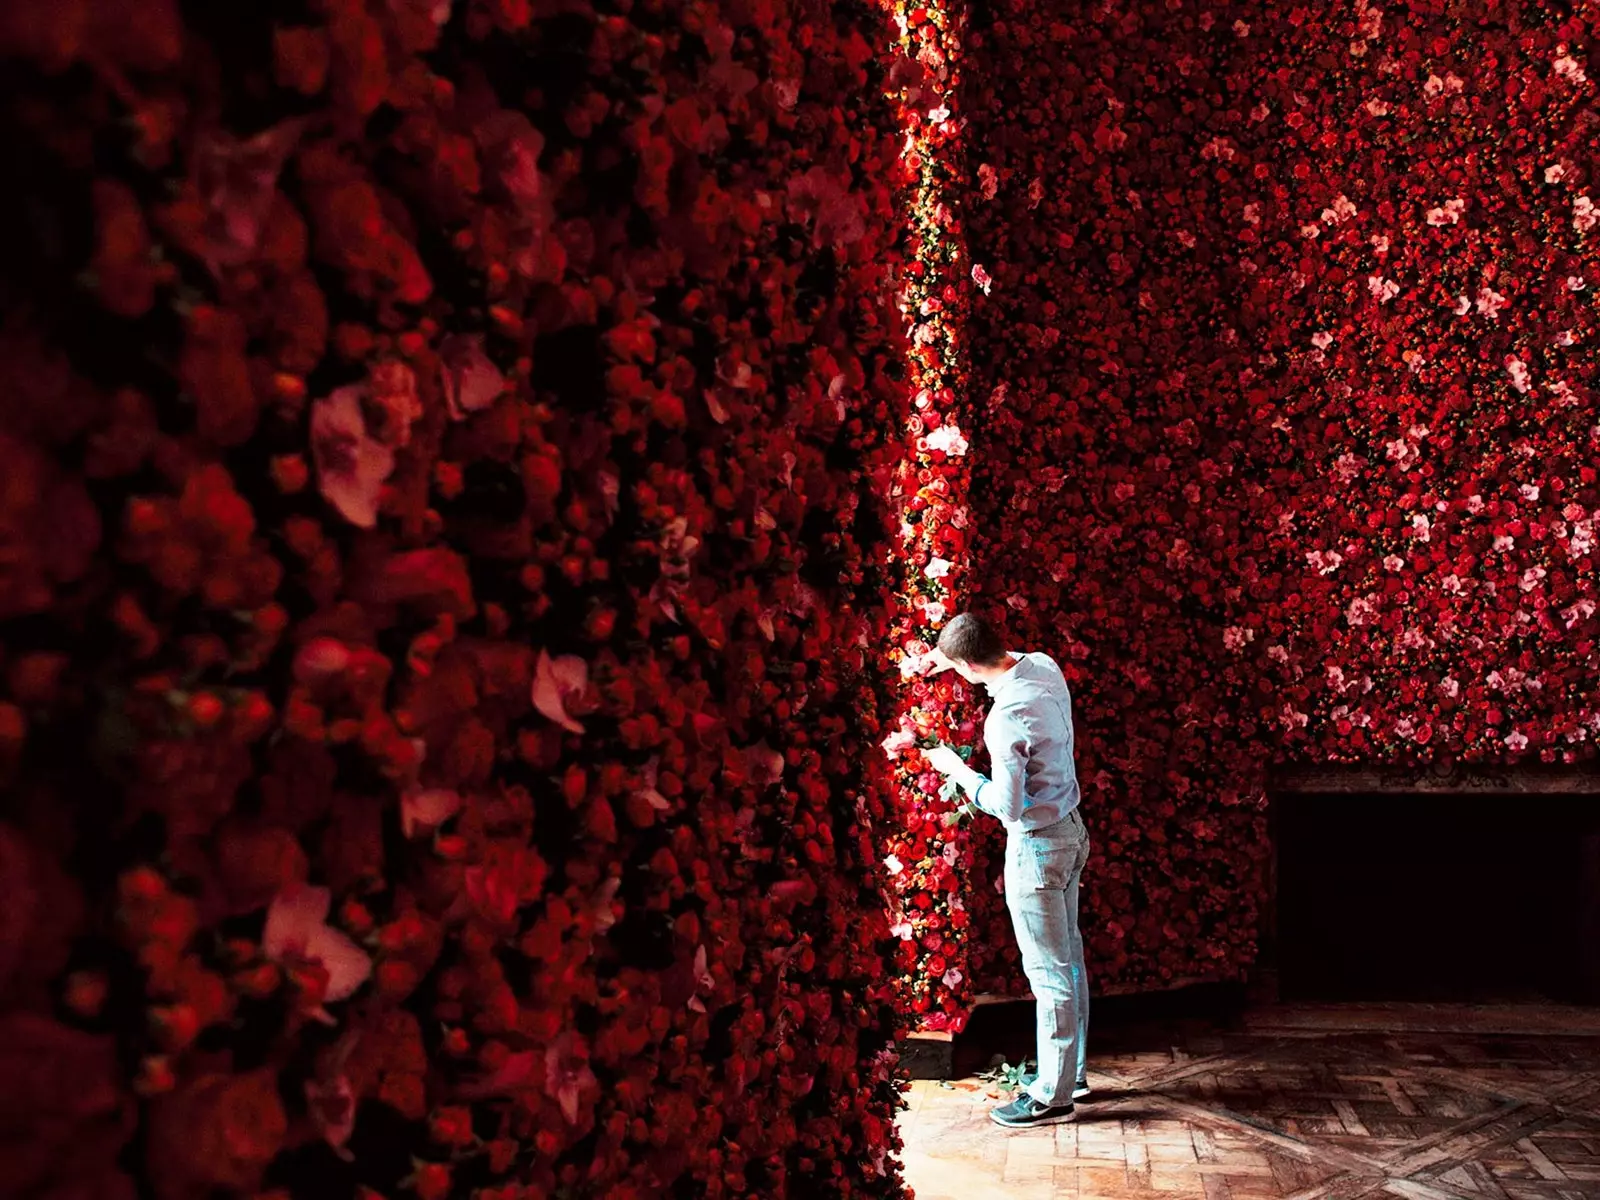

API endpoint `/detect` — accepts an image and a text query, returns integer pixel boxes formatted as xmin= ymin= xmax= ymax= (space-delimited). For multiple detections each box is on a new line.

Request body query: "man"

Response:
xmin=919 ymin=611 xmax=1090 ymax=1128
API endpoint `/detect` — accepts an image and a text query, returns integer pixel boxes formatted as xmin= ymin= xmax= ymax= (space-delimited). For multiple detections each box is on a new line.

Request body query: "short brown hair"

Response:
xmin=936 ymin=612 xmax=1007 ymax=667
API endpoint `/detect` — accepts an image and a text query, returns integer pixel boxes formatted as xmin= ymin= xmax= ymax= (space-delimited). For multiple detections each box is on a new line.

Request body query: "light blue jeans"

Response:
xmin=1004 ymin=808 xmax=1090 ymax=1107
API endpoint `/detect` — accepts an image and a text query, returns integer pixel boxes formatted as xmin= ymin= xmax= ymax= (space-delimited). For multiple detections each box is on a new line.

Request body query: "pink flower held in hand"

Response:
xmin=882 ymin=730 xmax=917 ymax=758
xmin=532 ymin=649 xmax=588 ymax=733
xmin=311 ymin=385 xmax=395 ymax=528
xmin=263 ymin=884 xmax=372 ymax=1004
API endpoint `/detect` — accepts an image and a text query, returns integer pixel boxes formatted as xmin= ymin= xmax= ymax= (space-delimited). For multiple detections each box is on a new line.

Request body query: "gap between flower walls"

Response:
xmin=878 ymin=0 xmax=991 ymax=1034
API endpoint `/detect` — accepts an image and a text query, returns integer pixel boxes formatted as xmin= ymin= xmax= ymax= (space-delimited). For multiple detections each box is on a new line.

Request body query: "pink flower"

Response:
xmin=631 ymin=758 xmax=671 ymax=812
xmin=923 ymin=423 xmax=969 ymax=456
xmin=977 ymin=163 xmax=999 ymax=201
xmin=971 ymin=263 xmax=993 ymax=294
xmin=686 ymin=945 xmax=715 ymax=1013
xmin=263 ymin=885 xmax=372 ymax=1006
xmin=882 ymin=730 xmax=917 ymax=758
xmin=306 ymin=1038 xmax=359 ymax=1157
xmin=1425 ymin=198 xmax=1465 ymax=226
xmin=400 ymin=788 xmax=462 ymax=838
xmin=1575 ymin=195 xmax=1598 ymax=234
xmin=744 ymin=742 xmax=785 ymax=787
xmin=364 ymin=361 xmax=422 ymax=449
xmin=439 ymin=335 xmax=506 ymax=420
xmin=545 ymin=1035 xmax=598 ymax=1125
xmin=591 ymin=877 xmax=621 ymax=932
xmin=474 ymin=111 xmax=547 ymax=211
xmin=1505 ymin=357 xmax=1532 ymax=393
xmin=188 ymin=120 xmax=304 ymax=272
xmin=311 ymin=385 xmax=395 ymax=528
xmin=293 ymin=636 xmax=352 ymax=683
xmin=532 ymin=649 xmax=588 ymax=734
xmin=1553 ymin=54 xmax=1588 ymax=83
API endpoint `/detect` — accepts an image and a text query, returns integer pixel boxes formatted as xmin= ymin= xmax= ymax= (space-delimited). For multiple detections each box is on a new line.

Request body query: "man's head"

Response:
xmin=935 ymin=612 xmax=1014 ymax=684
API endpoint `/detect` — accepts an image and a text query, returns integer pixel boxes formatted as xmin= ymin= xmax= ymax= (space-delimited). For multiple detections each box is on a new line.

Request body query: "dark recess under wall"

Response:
xmin=1270 ymin=792 xmax=1600 ymax=1005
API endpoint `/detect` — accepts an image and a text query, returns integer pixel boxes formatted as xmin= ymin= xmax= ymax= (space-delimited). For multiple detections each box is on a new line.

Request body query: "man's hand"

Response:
xmin=925 ymin=744 xmax=966 ymax=776
xmin=908 ymin=649 xmax=953 ymax=678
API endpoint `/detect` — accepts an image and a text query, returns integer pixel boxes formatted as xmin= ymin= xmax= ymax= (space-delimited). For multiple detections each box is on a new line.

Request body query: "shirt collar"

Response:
xmin=984 ymin=652 xmax=1027 ymax=700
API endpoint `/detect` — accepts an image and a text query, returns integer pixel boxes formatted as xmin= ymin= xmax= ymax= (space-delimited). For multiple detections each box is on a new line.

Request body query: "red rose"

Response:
xmin=427 ymin=1105 xmax=476 ymax=1148
xmin=412 ymin=1162 xmax=453 ymax=1200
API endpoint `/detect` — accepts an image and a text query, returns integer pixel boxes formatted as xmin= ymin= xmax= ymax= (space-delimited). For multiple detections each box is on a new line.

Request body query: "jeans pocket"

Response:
xmin=1027 ymin=836 xmax=1081 ymax=889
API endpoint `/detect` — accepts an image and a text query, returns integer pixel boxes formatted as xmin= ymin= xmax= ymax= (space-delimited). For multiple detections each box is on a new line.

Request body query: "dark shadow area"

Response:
xmin=952 ymin=982 xmax=1250 ymax=1077
xmin=1273 ymin=792 xmax=1600 ymax=1004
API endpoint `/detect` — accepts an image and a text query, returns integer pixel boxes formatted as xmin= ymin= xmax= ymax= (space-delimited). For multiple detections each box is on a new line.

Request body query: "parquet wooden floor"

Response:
xmin=899 ymin=1005 xmax=1600 ymax=1199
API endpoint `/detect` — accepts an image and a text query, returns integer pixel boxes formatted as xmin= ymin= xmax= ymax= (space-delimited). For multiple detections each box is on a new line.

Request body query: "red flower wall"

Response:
xmin=944 ymin=0 xmax=1600 ymax=998
xmin=0 ymin=1 xmax=915 ymax=1196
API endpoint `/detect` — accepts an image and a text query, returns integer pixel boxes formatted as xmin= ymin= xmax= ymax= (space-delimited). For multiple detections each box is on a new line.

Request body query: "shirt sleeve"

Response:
xmin=972 ymin=705 xmax=1029 ymax=825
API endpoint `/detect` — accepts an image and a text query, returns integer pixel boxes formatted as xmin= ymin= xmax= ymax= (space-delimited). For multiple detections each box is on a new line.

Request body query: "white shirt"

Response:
xmin=959 ymin=651 xmax=1081 ymax=832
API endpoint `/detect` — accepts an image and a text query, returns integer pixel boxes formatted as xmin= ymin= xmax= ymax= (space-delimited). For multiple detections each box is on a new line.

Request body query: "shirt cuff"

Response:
xmin=952 ymin=765 xmax=985 ymax=798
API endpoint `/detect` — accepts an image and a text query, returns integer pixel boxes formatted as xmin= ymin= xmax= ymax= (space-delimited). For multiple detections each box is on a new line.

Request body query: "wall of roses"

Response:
xmin=0 ymin=0 xmax=923 ymax=1197
xmin=900 ymin=0 xmax=1600 ymax=1006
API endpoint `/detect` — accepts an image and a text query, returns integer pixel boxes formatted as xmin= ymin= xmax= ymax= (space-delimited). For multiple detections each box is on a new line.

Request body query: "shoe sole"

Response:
xmin=1017 ymin=1087 xmax=1091 ymax=1101
xmin=990 ymin=1107 xmax=1078 ymax=1129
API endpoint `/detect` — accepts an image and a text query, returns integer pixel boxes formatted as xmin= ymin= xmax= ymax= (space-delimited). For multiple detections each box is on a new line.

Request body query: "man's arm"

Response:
xmin=941 ymin=707 xmax=1029 ymax=825
xmin=971 ymin=726 xmax=1028 ymax=825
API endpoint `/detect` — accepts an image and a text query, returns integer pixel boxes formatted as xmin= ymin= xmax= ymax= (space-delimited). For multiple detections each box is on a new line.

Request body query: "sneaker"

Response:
xmin=1018 ymin=1073 xmax=1091 ymax=1102
xmin=990 ymin=1094 xmax=1077 ymax=1128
